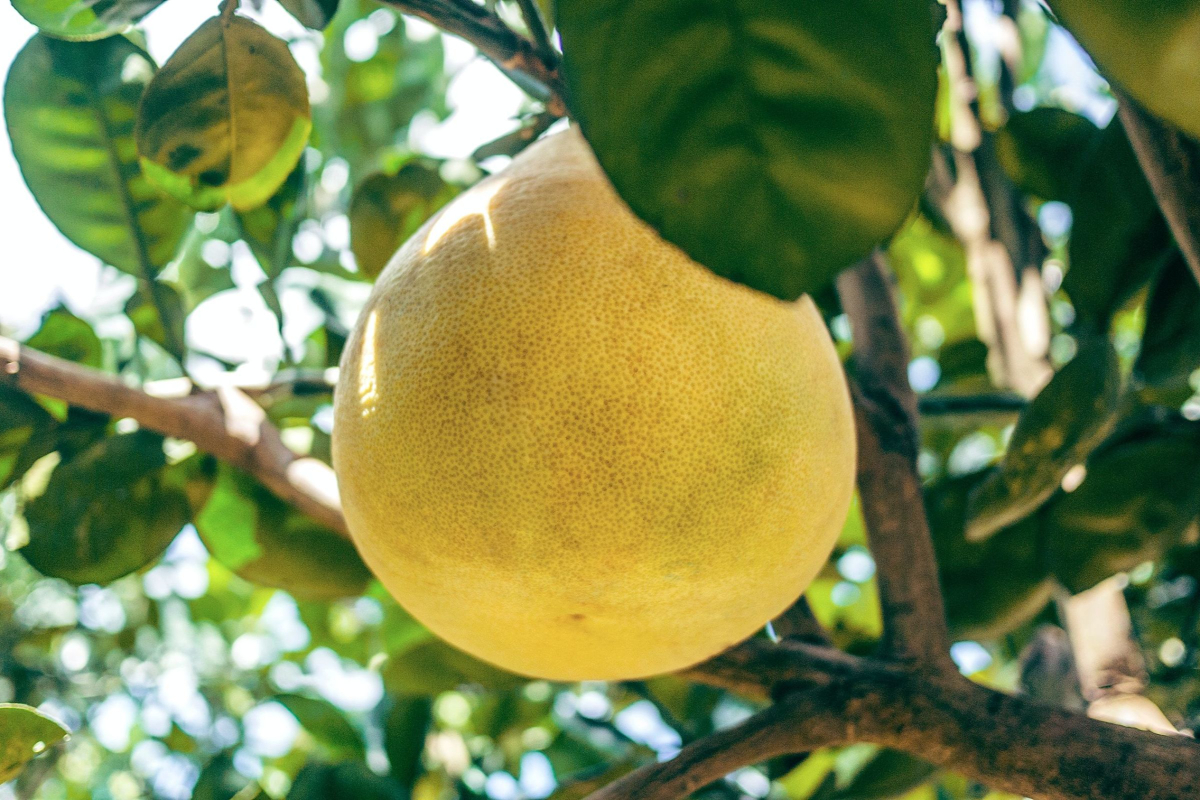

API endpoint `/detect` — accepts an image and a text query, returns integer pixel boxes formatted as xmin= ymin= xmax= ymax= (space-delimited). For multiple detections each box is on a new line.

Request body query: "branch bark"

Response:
xmin=836 ymin=254 xmax=952 ymax=668
xmin=602 ymin=663 xmax=1200 ymax=800
xmin=936 ymin=0 xmax=1052 ymax=397
xmin=1118 ymin=92 xmax=1200 ymax=287
xmin=375 ymin=0 xmax=566 ymax=116
xmin=0 ymin=336 xmax=348 ymax=538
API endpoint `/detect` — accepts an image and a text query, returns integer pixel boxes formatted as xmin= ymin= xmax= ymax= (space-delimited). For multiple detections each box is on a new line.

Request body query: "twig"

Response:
xmin=837 ymin=253 xmax=952 ymax=668
xmin=376 ymin=0 xmax=566 ymax=115
xmin=513 ymin=0 xmax=555 ymax=65
xmin=917 ymin=393 xmax=1027 ymax=416
xmin=0 ymin=336 xmax=348 ymax=539
xmin=1118 ymin=92 xmax=1200 ymax=288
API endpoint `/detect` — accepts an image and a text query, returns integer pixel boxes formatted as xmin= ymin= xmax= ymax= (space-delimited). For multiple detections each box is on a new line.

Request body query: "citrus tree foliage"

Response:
xmin=0 ymin=0 xmax=1199 ymax=799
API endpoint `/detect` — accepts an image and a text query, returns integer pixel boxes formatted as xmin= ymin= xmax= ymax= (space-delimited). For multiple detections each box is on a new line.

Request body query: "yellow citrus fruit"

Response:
xmin=333 ymin=128 xmax=856 ymax=681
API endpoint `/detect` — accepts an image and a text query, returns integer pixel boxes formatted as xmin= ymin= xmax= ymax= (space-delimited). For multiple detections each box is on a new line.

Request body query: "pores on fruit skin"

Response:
xmin=332 ymin=127 xmax=857 ymax=681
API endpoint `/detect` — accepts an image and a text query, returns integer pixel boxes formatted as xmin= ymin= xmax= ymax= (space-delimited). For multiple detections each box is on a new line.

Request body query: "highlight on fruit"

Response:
xmin=332 ymin=127 xmax=857 ymax=681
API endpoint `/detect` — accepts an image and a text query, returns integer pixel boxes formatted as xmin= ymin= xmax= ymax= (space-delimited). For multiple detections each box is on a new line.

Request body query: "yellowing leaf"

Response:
xmin=137 ymin=14 xmax=312 ymax=211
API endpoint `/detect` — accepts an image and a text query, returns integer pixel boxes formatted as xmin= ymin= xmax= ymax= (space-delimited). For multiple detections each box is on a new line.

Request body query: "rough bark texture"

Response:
xmin=837 ymin=254 xmax=952 ymax=668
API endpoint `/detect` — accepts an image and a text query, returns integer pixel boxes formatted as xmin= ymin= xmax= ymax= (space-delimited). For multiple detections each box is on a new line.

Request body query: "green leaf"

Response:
xmin=557 ymin=0 xmax=938 ymax=299
xmin=194 ymin=463 xmax=262 ymax=570
xmin=26 ymin=307 xmax=103 ymax=369
xmin=1044 ymin=419 xmax=1200 ymax=592
xmin=11 ymin=0 xmax=167 ymax=42
xmin=1135 ymin=252 xmax=1200 ymax=394
xmin=125 ymin=281 xmax=186 ymax=359
xmin=383 ymin=696 xmax=432 ymax=789
xmin=236 ymin=160 xmax=308 ymax=279
xmin=383 ymin=639 xmax=523 ymax=696
xmin=966 ymin=335 xmax=1121 ymax=541
xmin=275 ymin=694 xmax=366 ymax=761
xmin=994 ymin=107 xmax=1103 ymax=202
xmin=20 ymin=430 xmax=190 ymax=585
xmin=349 ymin=161 xmax=456 ymax=280
xmin=996 ymin=108 xmax=1171 ymax=327
xmin=192 ymin=461 xmax=371 ymax=599
xmin=928 ymin=473 xmax=1053 ymax=640
xmin=4 ymin=34 xmax=192 ymax=279
xmin=280 ymin=0 xmax=341 ymax=29
xmin=136 ymin=15 xmax=312 ymax=212
xmin=0 ymin=704 xmax=69 ymax=783
xmin=1064 ymin=123 xmax=1173 ymax=327
xmin=1049 ymin=0 xmax=1200 ymax=138
xmin=287 ymin=761 xmax=406 ymax=800
xmin=0 ymin=387 xmax=57 ymax=490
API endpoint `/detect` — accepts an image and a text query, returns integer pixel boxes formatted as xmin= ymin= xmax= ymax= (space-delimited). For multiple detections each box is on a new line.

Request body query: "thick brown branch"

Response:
xmin=0 ymin=337 xmax=348 ymax=539
xmin=1118 ymin=93 xmax=1200 ymax=287
xmin=836 ymin=254 xmax=952 ymax=668
xmin=376 ymin=0 xmax=566 ymax=116
xmin=590 ymin=664 xmax=1200 ymax=800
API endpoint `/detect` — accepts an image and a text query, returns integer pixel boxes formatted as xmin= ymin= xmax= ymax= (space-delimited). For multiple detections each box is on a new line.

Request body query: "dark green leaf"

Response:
xmin=558 ymin=0 xmax=938 ymax=299
xmin=994 ymin=107 xmax=1102 ymax=202
xmin=928 ymin=472 xmax=1053 ymax=639
xmin=193 ymin=753 xmax=248 ymax=800
xmin=193 ymin=461 xmax=371 ymax=599
xmin=275 ymin=694 xmax=366 ymax=761
xmin=287 ymin=761 xmax=406 ymax=800
xmin=0 ymin=704 xmax=69 ymax=783
xmin=236 ymin=160 xmax=308 ymax=279
xmin=0 ymin=387 xmax=57 ymax=490
xmin=5 ymin=34 xmax=191 ymax=279
xmin=1064 ymin=123 xmax=1172 ymax=327
xmin=11 ymin=0 xmax=167 ymax=41
xmin=20 ymin=430 xmax=190 ymax=585
xmin=137 ymin=15 xmax=312 ymax=211
xmin=349 ymin=161 xmax=456 ymax=280
xmin=279 ymin=0 xmax=340 ymax=29
xmin=384 ymin=639 xmax=523 ymax=696
xmin=966 ymin=335 xmax=1121 ymax=541
xmin=383 ymin=695 xmax=433 ymax=789
xmin=1135 ymin=252 xmax=1200 ymax=393
xmin=25 ymin=307 xmax=103 ymax=369
xmin=1044 ymin=420 xmax=1200 ymax=592
xmin=1049 ymin=0 xmax=1200 ymax=138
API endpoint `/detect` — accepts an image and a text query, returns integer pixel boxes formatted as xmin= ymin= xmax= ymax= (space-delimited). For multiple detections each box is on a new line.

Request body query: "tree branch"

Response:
xmin=582 ymin=687 xmax=852 ymax=800
xmin=596 ymin=662 xmax=1200 ymax=800
xmin=376 ymin=0 xmax=566 ymax=116
xmin=1118 ymin=92 xmax=1200 ymax=287
xmin=0 ymin=336 xmax=348 ymax=539
xmin=836 ymin=254 xmax=953 ymax=668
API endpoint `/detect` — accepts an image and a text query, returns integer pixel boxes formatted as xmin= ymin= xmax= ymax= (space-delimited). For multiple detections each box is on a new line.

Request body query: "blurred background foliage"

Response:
xmin=0 ymin=0 xmax=1198 ymax=798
